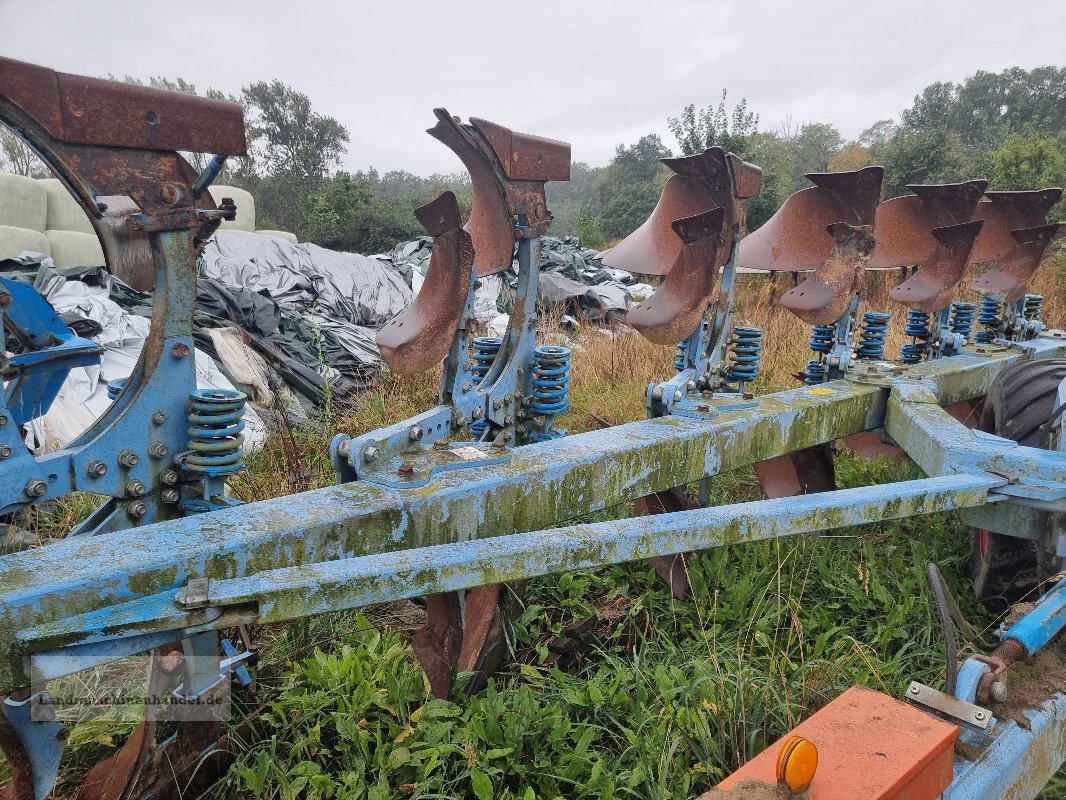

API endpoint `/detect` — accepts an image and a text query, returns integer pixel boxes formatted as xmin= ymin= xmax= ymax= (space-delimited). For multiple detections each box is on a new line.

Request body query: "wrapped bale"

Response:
xmin=255 ymin=229 xmax=298 ymax=244
xmin=39 ymin=178 xmax=95 ymax=235
xmin=0 ymin=173 xmax=48 ymax=232
xmin=210 ymin=184 xmax=256 ymax=231
xmin=44 ymin=230 xmax=105 ymax=268
xmin=0 ymin=225 xmax=50 ymax=260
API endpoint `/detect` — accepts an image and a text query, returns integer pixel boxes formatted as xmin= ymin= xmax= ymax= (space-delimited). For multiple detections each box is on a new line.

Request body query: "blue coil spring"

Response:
xmin=183 ymin=389 xmax=247 ymax=476
xmin=725 ymin=326 xmax=764 ymax=386
xmin=1024 ymin=294 xmax=1044 ymax=320
xmin=950 ymin=301 xmax=976 ymax=343
xmin=529 ymin=345 xmax=571 ymax=416
xmin=900 ymin=308 xmax=931 ymax=364
xmin=106 ymin=378 xmax=127 ymax=400
xmin=471 ymin=336 xmax=503 ymax=380
xmin=975 ymin=297 xmax=1002 ymax=344
xmin=802 ymin=359 xmax=826 ymax=385
xmin=674 ymin=341 xmax=686 ymax=372
xmin=470 ymin=418 xmax=488 ymax=440
xmin=856 ymin=311 xmax=891 ymax=360
xmin=809 ymin=324 xmax=834 ymax=354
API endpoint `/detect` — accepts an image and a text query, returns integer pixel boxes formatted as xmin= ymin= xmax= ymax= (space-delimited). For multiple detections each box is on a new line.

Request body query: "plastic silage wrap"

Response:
xmin=39 ymin=177 xmax=95 ymax=235
xmin=44 ymin=229 xmax=105 ymax=268
xmin=0 ymin=226 xmax=50 ymax=261
xmin=0 ymin=173 xmax=47 ymax=231
xmin=211 ymin=184 xmax=256 ymax=231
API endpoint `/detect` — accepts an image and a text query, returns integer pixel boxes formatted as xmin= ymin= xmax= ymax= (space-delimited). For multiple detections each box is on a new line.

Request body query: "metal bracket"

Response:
xmin=905 ymin=681 xmax=992 ymax=732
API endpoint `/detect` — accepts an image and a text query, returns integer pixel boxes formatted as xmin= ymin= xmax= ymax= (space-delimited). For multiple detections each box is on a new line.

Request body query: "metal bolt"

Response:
xmin=472 ymin=408 xmax=483 ymax=420
xmin=160 ymin=183 xmax=180 ymax=205
xmin=335 ymin=438 xmax=351 ymax=458
xmin=973 ymin=710 xmax=986 ymax=721
xmin=462 ymin=382 xmax=472 ymax=392
xmin=363 ymin=446 xmax=379 ymax=463
xmin=0 ymin=414 xmax=7 ymax=427
xmin=152 ymin=411 xmax=167 ymax=425
xmin=171 ymin=342 xmax=191 ymax=358
xmin=909 ymin=685 xmax=920 ymax=695
xmin=125 ymin=480 xmax=146 ymax=498
xmin=408 ymin=426 xmax=423 ymax=441
xmin=398 ymin=461 xmax=415 ymax=477
xmin=0 ymin=445 xmax=10 ymax=460
xmin=148 ymin=441 xmax=168 ymax=458
xmin=118 ymin=449 xmax=139 ymax=467
xmin=24 ymin=479 xmax=47 ymax=498
xmin=673 ymin=391 xmax=683 ymax=402
xmin=0 ymin=291 xmax=12 ymax=306
xmin=161 ymin=488 xmax=180 ymax=504
xmin=86 ymin=459 xmax=108 ymax=478
xmin=159 ymin=469 xmax=179 ymax=485
xmin=127 ymin=500 xmax=148 ymax=518
xmin=686 ymin=381 xmax=696 ymax=392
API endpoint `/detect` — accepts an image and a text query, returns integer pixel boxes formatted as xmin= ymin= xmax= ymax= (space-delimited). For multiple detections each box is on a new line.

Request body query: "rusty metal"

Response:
xmin=969 ymin=190 xmax=1062 ymax=265
xmin=781 ymin=222 xmax=876 ymax=325
xmin=737 ymin=166 xmax=883 ymax=271
xmin=427 ymin=109 xmax=569 ymax=276
xmin=755 ymin=444 xmax=837 ymax=498
xmin=626 ymin=208 xmax=726 ymax=344
xmin=0 ymin=711 xmax=34 ymax=800
xmin=602 ymin=147 xmax=758 ymax=276
xmin=377 ymin=191 xmax=474 ymax=373
xmin=632 ymin=489 xmax=698 ymax=599
xmin=889 ymin=220 xmax=984 ymax=312
xmin=969 ymin=223 xmax=1062 ymax=302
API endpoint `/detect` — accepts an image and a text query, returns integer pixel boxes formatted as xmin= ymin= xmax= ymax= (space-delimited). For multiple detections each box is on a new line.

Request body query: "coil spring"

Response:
xmin=183 ymin=389 xmax=247 ymax=476
xmin=900 ymin=308 xmax=931 ymax=364
xmin=950 ymin=301 xmax=976 ymax=343
xmin=856 ymin=311 xmax=891 ymax=360
xmin=529 ymin=346 xmax=571 ymax=416
xmin=674 ymin=341 xmax=686 ymax=372
xmin=975 ymin=297 xmax=1002 ymax=344
xmin=106 ymin=378 xmax=127 ymax=400
xmin=809 ymin=324 xmax=834 ymax=354
xmin=725 ymin=326 xmax=764 ymax=387
xmin=802 ymin=359 xmax=826 ymax=385
xmin=1024 ymin=294 xmax=1044 ymax=320
xmin=470 ymin=336 xmax=502 ymax=380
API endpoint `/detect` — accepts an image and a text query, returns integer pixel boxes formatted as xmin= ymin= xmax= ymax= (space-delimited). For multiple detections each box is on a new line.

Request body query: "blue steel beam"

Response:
xmin=20 ymin=474 xmax=1001 ymax=678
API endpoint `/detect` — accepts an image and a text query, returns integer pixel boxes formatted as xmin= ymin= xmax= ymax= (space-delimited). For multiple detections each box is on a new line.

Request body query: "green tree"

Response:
xmin=301 ymin=172 xmax=422 ymax=254
xmin=786 ymin=123 xmax=844 ymax=191
xmin=879 ymin=128 xmax=972 ymax=197
xmin=547 ymin=161 xmax=603 ymax=236
xmin=591 ymin=134 xmax=672 ymax=242
xmin=989 ymin=129 xmax=1066 ymax=200
xmin=745 ymin=132 xmax=794 ymax=230
xmin=667 ymin=90 xmax=759 ymax=156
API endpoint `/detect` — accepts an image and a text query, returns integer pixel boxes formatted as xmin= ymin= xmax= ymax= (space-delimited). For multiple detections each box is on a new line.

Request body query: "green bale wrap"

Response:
xmin=0 ymin=225 xmax=50 ymax=260
xmin=44 ymin=230 xmax=105 ymax=268
xmin=211 ymin=185 xmax=256 ymax=231
xmin=39 ymin=178 xmax=95 ymax=235
xmin=0 ymin=173 xmax=48 ymax=232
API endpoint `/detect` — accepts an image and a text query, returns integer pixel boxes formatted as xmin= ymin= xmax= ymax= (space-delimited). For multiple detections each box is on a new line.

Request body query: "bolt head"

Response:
xmin=24 ymin=479 xmax=47 ymax=498
xmin=86 ymin=459 xmax=108 ymax=478
xmin=398 ymin=461 xmax=415 ymax=476
xmin=909 ymin=685 xmax=920 ymax=695
xmin=408 ymin=426 xmax=423 ymax=441
xmin=127 ymin=500 xmax=148 ymax=518
xmin=161 ymin=488 xmax=180 ymax=504
xmin=973 ymin=710 xmax=986 ymax=721
xmin=152 ymin=411 xmax=167 ymax=425
xmin=170 ymin=342 xmax=191 ymax=358
xmin=0 ymin=445 xmax=11 ymax=459
xmin=159 ymin=469 xmax=179 ymax=485
xmin=118 ymin=449 xmax=139 ymax=467
xmin=126 ymin=480 xmax=146 ymax=497
xmin=363 ymin=446 xmax=379 ymax=463
xmin=148 ymin=442 xmax=168 ymax=458
xmin=0 ymin=414 xmax=7 ymax=427
xmin=673 ymin=391 xmax=683 ymax=402
xmin=0 ymin=291 xmax=11 ymax=305
xmin=472 ymin=408 xmax=483 ymax=420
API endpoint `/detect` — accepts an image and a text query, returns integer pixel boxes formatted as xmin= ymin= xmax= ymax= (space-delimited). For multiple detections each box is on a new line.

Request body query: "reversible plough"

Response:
xmin=0 ymin=57 xmax=1065 ymax=800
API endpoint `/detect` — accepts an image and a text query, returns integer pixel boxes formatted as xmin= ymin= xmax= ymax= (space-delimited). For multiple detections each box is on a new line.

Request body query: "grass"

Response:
xmin=17 ymin=251 xmax=1066 ymax=799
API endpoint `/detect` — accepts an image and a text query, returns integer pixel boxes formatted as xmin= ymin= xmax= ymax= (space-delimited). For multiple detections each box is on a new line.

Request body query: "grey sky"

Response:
xmin=2 ymin=0 xmax=1064 ymax=176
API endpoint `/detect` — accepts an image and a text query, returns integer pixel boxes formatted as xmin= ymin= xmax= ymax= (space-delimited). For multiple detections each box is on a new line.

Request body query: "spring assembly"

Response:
xmin=856 ymin=311 xmax=891 ymax=360
xmin=106 ymin=378 xmax=127 ymax=400
xmin=183 ymin=389 xmax=247 ymax=476
xmin=900 ymin=308 xmax=931 ymax=364
xmin=674 ymin=341 xmax=686 ymax=372
xmin=802 ymin=359 xmax=826 ymax=385
xmin=1024 ymin=294 xmax=1044 ymax=320
xmin=725 ymin=326 xmax=764 ymax=389
xmin=975 ymin=297 xmax=1002 ymax=344
xmin=809 ymin=324 xmax=834 ymax=354
xmin=529 ymin=346 xmax=571 ymax=417
xmin=470 ymin=336 xmax=502 ymax=380
xmin=949 ymin=301 xmax=976 ymax=344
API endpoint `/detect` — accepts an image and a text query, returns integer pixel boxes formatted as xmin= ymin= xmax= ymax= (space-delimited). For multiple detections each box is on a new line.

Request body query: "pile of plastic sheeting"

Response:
xmin=3 ymin=253 xmax=267 ymax=455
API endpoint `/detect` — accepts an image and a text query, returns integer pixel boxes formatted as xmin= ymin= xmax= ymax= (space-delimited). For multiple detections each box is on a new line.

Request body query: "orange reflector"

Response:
xmin=776 ymin=735 xmax=818 ymax=793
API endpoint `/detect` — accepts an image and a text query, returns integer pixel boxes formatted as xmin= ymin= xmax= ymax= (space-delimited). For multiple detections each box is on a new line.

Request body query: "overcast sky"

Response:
xmin=2 ymin=1 xmax=1063 ymax=176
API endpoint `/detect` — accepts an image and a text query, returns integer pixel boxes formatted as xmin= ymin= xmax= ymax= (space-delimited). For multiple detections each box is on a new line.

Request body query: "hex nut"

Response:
xmin=127 ymin=500 xmax=148 ymax=518
xmin=161 ymin=488 xmax=180 ymax=504
xmin=125 ymin=480 xmax=147 ymax=497
xmin=159 ymin=469 xmax=179 ymax=485
xmin=86 ymin=459 xmax=108 ymax=478
xmin=118 ymin=449 xmax=139 ymax=467
xmin=152 ymin=411 xmax=167 ymax=425
xmin=24 ymin=479 xmax=47 ymax=498
xmin=0 ymin=445 xmax=11 ymax=459
xmin=148 ymin=442 xmax=168 ymax=458
xmin=363 ymin=446 xmax=380 ymax=463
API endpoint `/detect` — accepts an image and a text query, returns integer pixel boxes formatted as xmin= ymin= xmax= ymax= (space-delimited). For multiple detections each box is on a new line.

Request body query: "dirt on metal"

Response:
xmin=698 ymin=777 xmax=809 ymax=800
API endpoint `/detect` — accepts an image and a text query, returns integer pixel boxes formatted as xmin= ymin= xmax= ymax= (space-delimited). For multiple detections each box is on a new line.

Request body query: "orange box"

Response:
xmin=717 ymin=685 xmax=958 ymax=800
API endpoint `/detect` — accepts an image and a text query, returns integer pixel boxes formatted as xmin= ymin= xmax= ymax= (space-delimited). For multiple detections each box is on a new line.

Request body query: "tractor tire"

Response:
xmin=970 ymin=359 xmax=1066 ymax=612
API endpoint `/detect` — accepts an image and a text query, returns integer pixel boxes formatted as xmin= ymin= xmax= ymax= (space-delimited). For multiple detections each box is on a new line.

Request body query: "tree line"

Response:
xmin=0 ymin=66 xmax=1062 ymax=253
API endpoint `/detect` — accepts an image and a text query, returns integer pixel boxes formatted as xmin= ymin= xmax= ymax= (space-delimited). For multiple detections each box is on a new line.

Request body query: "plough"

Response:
xmin=0 ymin=56 xmax=1065 ymax=799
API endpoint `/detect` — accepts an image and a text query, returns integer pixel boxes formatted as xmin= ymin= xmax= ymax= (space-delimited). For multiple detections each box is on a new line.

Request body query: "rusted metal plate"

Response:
xmin=633 ymin=489 xmax=698 ymax=599
xmin=377 ymin=192 xmax=474 ymax=374
xmin=781 ymin=223 xmax=875 ymax=325
xmin=755 ymin=444 xmax=837 ymax=498
xmin=889 ymin=219 xmax=984 ymax=312
xmin=868 ymin=181 xmax=986 ymax=269
xmin=470 ymin=117 xmax=570 ymax=182
xmin=969 ymin=223 xmax=1062 ymax=301
xmin=0 ymin=707 xmax=36 ymax=800
xmin=969 ymin=189 xmax=1062 ymax=264
xmin=411 ymin=593 xmax=464 ymax=699
xmin=0 ymin=56 xmax=246 ymax=155
xmin=602 ymin=147 xmax=752 ymax=276
xmin=737 ymin=166 xmax=882 ymax=271
xmin=626 ymin=208 xmax=725 ymax=343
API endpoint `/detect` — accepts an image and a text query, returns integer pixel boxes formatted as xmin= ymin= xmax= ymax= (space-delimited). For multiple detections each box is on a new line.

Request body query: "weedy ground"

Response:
xmin=23 ymin=253 xmax=1066 ymax=799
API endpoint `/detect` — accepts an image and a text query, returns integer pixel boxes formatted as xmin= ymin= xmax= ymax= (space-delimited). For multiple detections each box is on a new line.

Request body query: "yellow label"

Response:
xmin=806 ymin=387 xmax=833 ymax=396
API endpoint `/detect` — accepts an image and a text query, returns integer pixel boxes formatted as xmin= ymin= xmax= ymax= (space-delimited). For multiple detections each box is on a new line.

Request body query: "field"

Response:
xmin=27 ymin=254 xmax=1066 ymax=799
